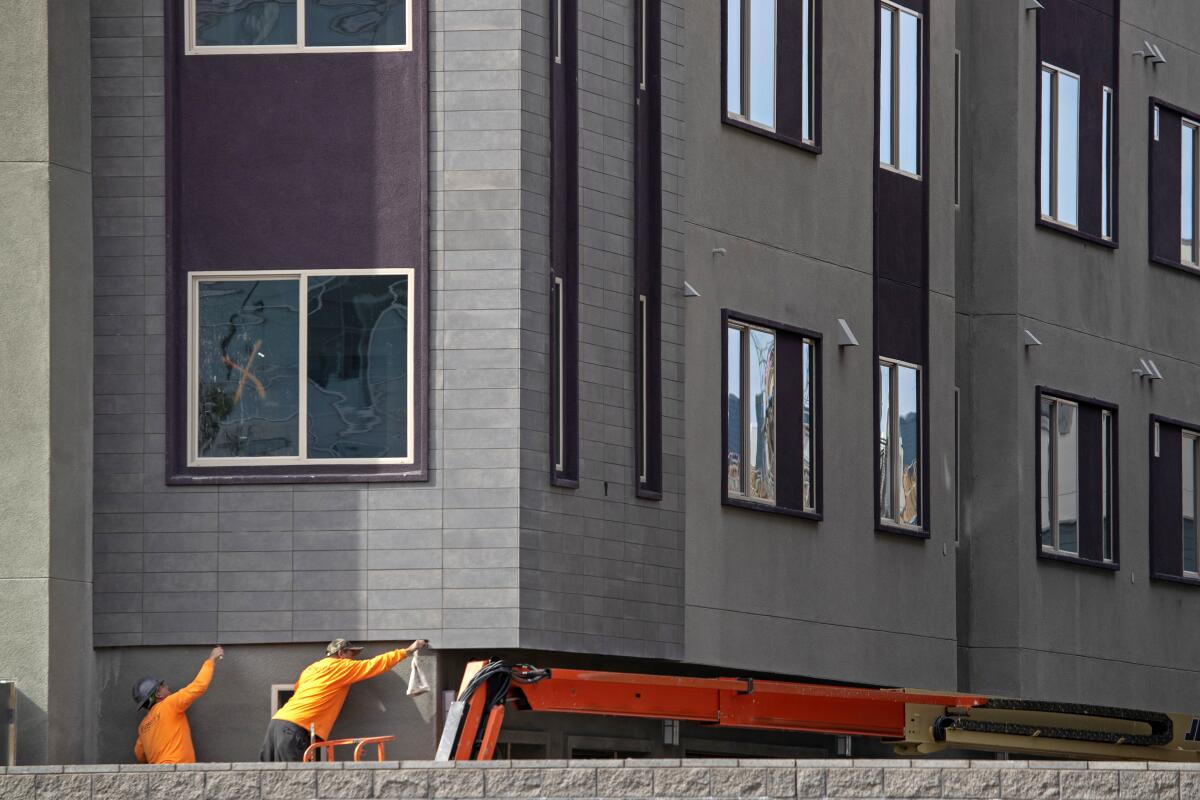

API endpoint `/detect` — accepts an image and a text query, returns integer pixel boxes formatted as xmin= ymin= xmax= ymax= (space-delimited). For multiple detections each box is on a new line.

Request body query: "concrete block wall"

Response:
xmin=3 ymin=760 xmax=1199 ymax=799
xmin=89 ymin=0 xmax=526 ymax=649
xmin=516 ymin=0 xmax=686 ymax=659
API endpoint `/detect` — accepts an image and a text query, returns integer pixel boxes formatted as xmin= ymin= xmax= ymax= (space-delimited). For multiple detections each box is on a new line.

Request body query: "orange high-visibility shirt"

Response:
xmin=273 ymin=649 xmax=409 ymax=740
xmin=134 ymin=658 xmax=214 ymax=764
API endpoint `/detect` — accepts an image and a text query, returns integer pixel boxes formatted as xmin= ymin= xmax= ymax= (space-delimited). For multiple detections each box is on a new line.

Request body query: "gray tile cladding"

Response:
xmin=90 ymin=0 xmax=683 ymax=657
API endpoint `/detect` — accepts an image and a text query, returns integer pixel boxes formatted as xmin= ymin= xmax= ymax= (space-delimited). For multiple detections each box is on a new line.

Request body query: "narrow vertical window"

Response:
xmin=726 ymin=325 xmax=744 ymax=496
xmin=1186 ymin=433 xmax=1199 ymax=576
xmin=1039 ymin=64 xmax=1080 ymax=227
xmin=1153 ymin=105 xmax=1160 ymax=141
xmin=1055 ymin=400 xmax=1079 ymax=554
xmin=552 ymin=276 xmax=565 ymax=474
xmin=879 ymin=2 xmax=922 ymax=177
xmin=1101 ymin=409 xmax=1114 ymax=562
xmin=1039 ymin=397 xmax=1054 ymax=548
xmin=802 ymin=338 xmax=815 ymax=511
xmin=1101 ymin=87 xmax=1113 ymax=239
xmin=954 ymin=387 xmax=961 ymax=542
xmin=801 ymin=0 xmax=812 ymax=141
xmin=1182 ymin=121 xmax=1198 ymax=266
xmin=747 ymin=327 xmax=777 ymax=503
xmin=638 ymin=294 xmax=648 ymax=485
xmin=879 ymin=358 xmax=921 ymax=528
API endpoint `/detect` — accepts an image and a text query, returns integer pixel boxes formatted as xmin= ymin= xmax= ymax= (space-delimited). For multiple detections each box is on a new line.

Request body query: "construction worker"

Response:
xmin=260 ymin=638 xmax=428 ymax=762
xmin=132 ymin=646 xmax=225 ymax=764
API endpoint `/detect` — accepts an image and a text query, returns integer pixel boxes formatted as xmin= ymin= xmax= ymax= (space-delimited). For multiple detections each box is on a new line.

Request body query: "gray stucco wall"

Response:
xmin=957 ymin=0 xmax=1200 ymax=710
xmin=0 ymin=0 xmax=94 ymax=766
xmin=680 ymin=1 xmax=959 ymax=690
xmin=516 ymin=0 xmax=686 ymax=659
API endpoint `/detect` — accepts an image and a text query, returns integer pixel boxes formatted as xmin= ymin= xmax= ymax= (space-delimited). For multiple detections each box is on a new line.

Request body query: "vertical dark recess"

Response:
xmin=634 ymin=0 xmax=662 ymax=499
xmin=550 ymin=0 xmax=579 ymax=487
xmin=1150 ymin=419 xmax=1183 ymax=579
xmin=873 ymin=0 xmax=930 ymax=537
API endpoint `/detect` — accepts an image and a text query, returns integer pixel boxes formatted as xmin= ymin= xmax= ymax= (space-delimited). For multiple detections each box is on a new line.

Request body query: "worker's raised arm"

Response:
xmin=333 ymin=640 xmax=427 ymax=685
xmin=167 ymin=647 xmax=222 ymax=711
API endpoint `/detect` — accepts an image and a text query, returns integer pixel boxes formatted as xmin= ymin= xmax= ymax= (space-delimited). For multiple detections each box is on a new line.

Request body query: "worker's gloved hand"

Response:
xmin=210 ymin=645 xmax=225 ymax=661
xmin=408 ymin=639 xmax=428 ymax=652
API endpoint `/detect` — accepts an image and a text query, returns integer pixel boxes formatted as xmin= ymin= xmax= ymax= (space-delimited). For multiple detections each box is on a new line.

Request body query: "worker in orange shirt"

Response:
xmin=260 ymin=637 xmax=427 ymax=761
xmin=132 ymin=646 xmax=224 ymax=764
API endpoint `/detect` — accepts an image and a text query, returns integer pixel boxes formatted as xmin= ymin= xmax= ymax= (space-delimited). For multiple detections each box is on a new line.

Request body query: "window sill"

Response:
xmin=878 ymin=163 xmax=923 ymax=182
xmin=723 ymin=496 xmax=821 ymax=522
xmin=551 ymin=475 xmax=580 ymax=490
xmin=636 ymin=486 xmax=663 ymax=501
xmin=168 ymin=463 xmax=427 ymax=485
xmin=1150 ymin=571 xmax=1200 ymax=588
xmin=1036 ymin=217 xmax=1119 ymax=249
xmin=876 ymin=521 xmax=930 ymax=539
xmin=1150 ymin=254 xmax=1200 ymax=277
xmin=722 ymin=115 xmax=820 ymax=154
xmin=1037 ymin=548 xmax=1120 ymax=571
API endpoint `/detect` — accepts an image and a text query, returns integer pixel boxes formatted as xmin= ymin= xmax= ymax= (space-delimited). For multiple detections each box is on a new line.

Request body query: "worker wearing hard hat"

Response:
xmin=132 ymin=646 xmax=225 ymax=764
xmin=260 ymin=637 xmax=428 ymax=761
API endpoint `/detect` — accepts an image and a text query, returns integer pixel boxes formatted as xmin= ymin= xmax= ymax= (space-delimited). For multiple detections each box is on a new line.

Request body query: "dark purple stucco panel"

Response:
xmin=165 ymin=0 xmax=429 ymax=484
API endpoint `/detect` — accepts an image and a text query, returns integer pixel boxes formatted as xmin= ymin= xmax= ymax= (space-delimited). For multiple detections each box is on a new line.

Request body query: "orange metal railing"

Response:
xmin=302 ymin=735 xmax=396 ymax=762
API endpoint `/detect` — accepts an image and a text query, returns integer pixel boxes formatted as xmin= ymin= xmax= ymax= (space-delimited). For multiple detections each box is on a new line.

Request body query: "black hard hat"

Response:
xmin=132 ymin=676 xmax=162 ymax=709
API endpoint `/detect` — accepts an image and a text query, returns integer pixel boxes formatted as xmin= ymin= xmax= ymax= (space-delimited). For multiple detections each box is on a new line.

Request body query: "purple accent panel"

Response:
xmin=165 ymin=0 xmax=429 ymax=484
xmin=1150 ymin=101 xmax=1183 ymax=267
xmin=1037 ymin=0 xmax=1119 ymax=242
xmin=1150 ymin=419 xmax=1183 ymax=579
xmin=634 ymin=0 xmax=662 ymax=499
xmin=549 ymin=0 xmax=579 ymax=488
xmin=875 ymin=170 xmax=926 ymax=287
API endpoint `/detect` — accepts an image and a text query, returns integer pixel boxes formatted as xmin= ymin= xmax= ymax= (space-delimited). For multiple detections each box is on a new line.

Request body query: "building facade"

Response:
xmin=2 ymin=0 xmax=1200 ymax=765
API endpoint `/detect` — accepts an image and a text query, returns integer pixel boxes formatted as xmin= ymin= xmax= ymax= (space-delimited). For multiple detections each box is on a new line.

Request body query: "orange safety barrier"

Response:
xmin=302 ymin=735 xmax=396 ymax=763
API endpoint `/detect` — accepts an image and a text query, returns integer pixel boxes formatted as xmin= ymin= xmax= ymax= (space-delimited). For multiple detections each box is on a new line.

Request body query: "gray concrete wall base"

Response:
xmin=0 ymin=760 xmax=1195 ymax=799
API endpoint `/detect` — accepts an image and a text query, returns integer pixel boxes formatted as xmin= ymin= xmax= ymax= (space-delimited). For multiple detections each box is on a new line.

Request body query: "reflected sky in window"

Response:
xmin=306 ymin=0 xmax=406 ymax=47
xmin=195 ymin=0 xmax=298 ymax=46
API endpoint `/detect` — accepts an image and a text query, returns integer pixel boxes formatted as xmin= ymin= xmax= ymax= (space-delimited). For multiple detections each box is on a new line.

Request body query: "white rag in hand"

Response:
xmin=407 ymin=649 xmax=430 ymax=697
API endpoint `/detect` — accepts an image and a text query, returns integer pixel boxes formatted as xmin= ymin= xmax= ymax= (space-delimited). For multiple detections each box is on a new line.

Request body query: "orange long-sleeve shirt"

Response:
xmin=134 ymin=658 xmax=214 ymax=764
xmin=273 ymin=649 xmax=409 ymax=740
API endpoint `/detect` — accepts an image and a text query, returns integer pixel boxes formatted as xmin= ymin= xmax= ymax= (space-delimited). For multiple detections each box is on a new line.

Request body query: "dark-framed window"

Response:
xmin=878 ymin=357 xmax=921 ymax=530
xmin=1148 ymin=415 xmax=1200 ymax=586
xmin=185 ymin=0 xmax=412 ymax=53
xmin=1147 ymin=99 xmax=1200 ymax=272
xmin=879 ymin=0 xmax=922 ymax=178
xmin=722 ymin=0 xmax=821 ymax=150
xmin=1035 ymin=387 xmax=1118 ymax=570
xmin=1034 ymin=0 xmax=1119 ymax=246
xmin=722 ymin=311 xmax=820 ymax=518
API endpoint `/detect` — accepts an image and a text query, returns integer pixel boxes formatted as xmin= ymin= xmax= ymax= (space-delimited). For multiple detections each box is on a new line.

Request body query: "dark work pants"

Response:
xmin=259 ymin=719 xmax=319 ymax=762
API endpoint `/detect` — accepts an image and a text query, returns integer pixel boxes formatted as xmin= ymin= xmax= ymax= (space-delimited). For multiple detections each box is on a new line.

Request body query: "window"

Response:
xmin=1037 ymin=390 xmax=1117 ymax=566
xmin=954 ymin=49 xmax=961 ymax=206
xmin=878 ymin=359 xmax=920 ymax=528
xmin=879 ymin=2 xmax=921 ymax=177
xmin=188 ymin=270 xmax=413 ymax=466
xmin=723 ymin=313 xmax=819 ymax=516
xmin=1184 ymin=433 xmax=1198 ymax=577
xmin=186 ymin=0 xmax=412 ymax=54
xmin=1102 ymin=87 xmax=1114 ymax=239
xmin=1040 ymin=64 xmax=1080 ymax=227
xmin=725 ymin=0 xmax=818 ymax=147
xmin=1148 ymin=417 xmax=1200 ymax=583
xmin=1183 ymin=120 xmax=1198 ymax=265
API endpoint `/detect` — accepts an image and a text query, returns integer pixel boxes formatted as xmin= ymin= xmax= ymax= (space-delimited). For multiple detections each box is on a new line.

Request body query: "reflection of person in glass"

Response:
xmin=751 ymin=340 xmax=776 ymax=500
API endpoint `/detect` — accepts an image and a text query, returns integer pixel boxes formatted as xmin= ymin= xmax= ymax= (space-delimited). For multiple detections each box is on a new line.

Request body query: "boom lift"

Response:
xmin=435 ymin=660 xmax=1200 ymax=762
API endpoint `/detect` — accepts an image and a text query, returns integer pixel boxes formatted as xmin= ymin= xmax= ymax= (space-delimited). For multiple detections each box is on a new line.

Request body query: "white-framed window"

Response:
xmin=1183 ymin=119 xmax=1198 ymax=266
xmin=1101 ymin=87 xmax=1114 ymax=239
xmin=552 ymin=275 xmax=566 ymax=474
xmin=727 ymin=0 xmax=778 ymax=130
xmin=638 ymin=294 xmax=648 ymax=485
xmin=185 ymin=0 xmax=413 ymax=55
xmin=1101 ymin=408 xmax=1114 ymax=562
xmin=879 ymin=1 xmax=922 ymax=178
xmin=1039 ymin=63 xmax=1080 ymax=227
xmin=1184 ymin=432 xmax=1199 ymax=577
xmin=878 ymin=358 xmax=921 ymax=527
xmin=187 ymin=269 xmax=415 ymax=467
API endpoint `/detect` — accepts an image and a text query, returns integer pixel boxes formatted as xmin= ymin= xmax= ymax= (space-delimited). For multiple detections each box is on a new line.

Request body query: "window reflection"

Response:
xmin=727 ymin=0 xmax=781 ymax=130
xmin=879 ymin=362 xmax=893 ymax=521
xmin=879 ymin=3 xmax=921 ymax=176
xmin=1040 ymin=65 xmax=1079 ymax=227
xmin=197 ymin=280 xmax=301 ymax=458
xmin=801 ymin=0 xmax=812 ymax=141
xmin=748 ymin=0 xmax=777 ymax=129
xmin=1101 ymin=88 xmax=1113 ymax=239
xmin=727 ymin=326 xmax=743 ymax=495
xmin=1040 ymin=70 xmax=1052 ymax=218
xmin=195 ymin=0 xmax=299 ymax=46
xmin=727 ymin=0 xmax=742 ymax=115
xmin=802 ymin=339 xmax=814 ymax=510
xmin=1055 ymin=402 xmax=1078 ymax=554
xmin=1183 ymin=123 xmax=1196 ymax=265
xmin=747 ymin=328 xmax=777 ymax=502
xmin=307 ymin=275 xmax=410 ymax=459
xmin=306 ymin=0 xmax=406 ymax=47
xmin=1039 ymin=398 xmax=1053 ymax=548
xmin=897 ymin=365 xmax=920 ymax=526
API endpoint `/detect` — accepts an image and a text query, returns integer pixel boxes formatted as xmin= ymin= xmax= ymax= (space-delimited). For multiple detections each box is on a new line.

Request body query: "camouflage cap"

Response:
xmin=326 ymin=638 xmax=365 ymax=656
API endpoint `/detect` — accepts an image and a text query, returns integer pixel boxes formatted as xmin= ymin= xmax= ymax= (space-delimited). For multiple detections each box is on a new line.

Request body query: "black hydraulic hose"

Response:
xmin=933 ymin=699 xmax=1173 ymax=747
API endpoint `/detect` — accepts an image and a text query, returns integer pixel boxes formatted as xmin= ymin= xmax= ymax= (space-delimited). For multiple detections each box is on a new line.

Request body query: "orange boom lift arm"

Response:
xmin=435 ymin=660 xmax=1200 ymax=763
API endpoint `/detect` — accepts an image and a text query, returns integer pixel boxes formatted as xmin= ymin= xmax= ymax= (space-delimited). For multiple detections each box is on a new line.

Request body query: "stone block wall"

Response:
xmin=2 ymin=759 xmax=1198 ymax=799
